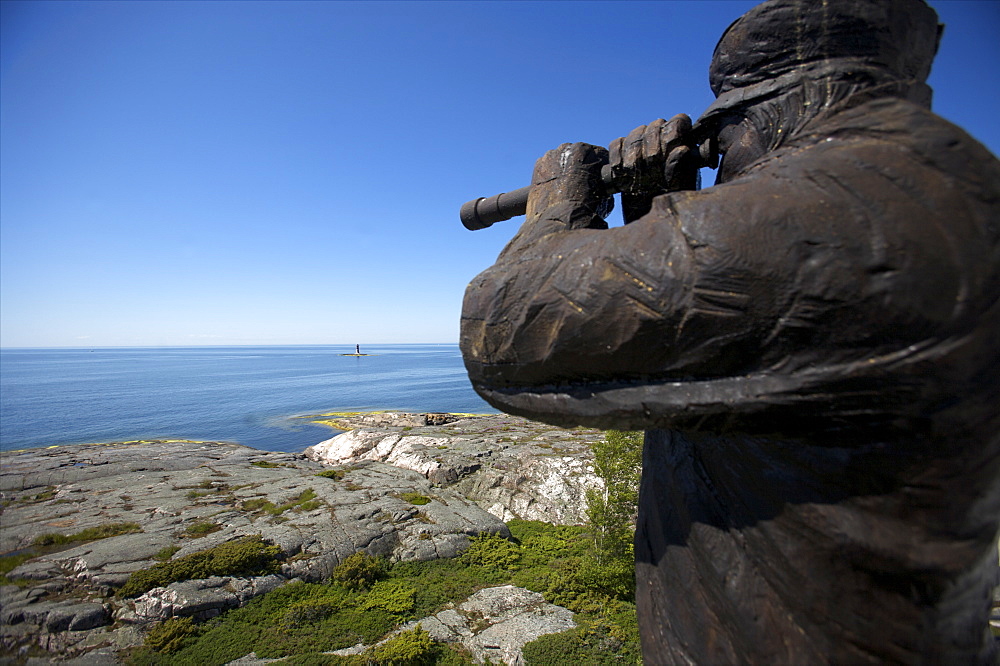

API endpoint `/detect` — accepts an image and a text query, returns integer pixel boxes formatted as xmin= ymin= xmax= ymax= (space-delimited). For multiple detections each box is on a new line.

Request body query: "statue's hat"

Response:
xmin=694 ymin=0 xmax=942 ymax=132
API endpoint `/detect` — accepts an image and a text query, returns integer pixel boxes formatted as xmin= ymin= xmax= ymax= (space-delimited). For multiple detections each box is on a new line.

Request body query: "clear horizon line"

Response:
xmin=0 ymin=342 xmax=461 ymax=351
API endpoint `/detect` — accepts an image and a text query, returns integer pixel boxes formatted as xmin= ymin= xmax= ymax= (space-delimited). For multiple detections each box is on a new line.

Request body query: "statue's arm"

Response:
xmin=461 ymin=142 xmax=773 ymax=410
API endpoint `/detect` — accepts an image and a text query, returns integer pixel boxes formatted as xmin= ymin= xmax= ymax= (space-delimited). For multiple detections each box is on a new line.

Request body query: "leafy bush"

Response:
xmin=145 ymin=617 xmax=198 ymax=654
xmin=332 ymin=551 xmax=385 ymax=591
xmin=117 ymin=535 xmax=282 ymax=598
xmin=32 ymin=521 xmax=142 ymax=547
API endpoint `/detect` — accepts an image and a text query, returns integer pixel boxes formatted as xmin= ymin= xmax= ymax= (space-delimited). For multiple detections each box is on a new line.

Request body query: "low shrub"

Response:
xmin=145 ymin=617 xmax=198 ymax=654
xmin=367 ymin=624 xmax=436 ymax=665
xmin=458 ymin=532 xmax=521 ymax=570
xmin=279 ymin=597 xmax=339 ymax=629
xmin=358 ymin=579 xmax=416 ymax=618
xmin=124 ymin=521 xmax=639 ymax=664
xmin=522 ymin=602 xmax=641 ymax=665
xmin=117 ymin=535 xmax=282 ymax=598
xmin=332 ymin=551 xmax=385 ymax=591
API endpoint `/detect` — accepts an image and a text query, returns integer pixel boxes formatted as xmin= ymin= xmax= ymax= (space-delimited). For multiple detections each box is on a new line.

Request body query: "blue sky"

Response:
xmin=2 ymin=0 xmax=997 ymax=348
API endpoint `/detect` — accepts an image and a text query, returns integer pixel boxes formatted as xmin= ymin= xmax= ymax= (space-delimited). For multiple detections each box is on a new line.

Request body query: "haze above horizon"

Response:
xmin=3 ymin=1 xmax=997 ymax=348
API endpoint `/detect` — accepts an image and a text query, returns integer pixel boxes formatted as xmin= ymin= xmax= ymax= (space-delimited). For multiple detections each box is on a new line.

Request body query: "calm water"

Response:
xmin=0 ymin=344 xmax=496 ymax=453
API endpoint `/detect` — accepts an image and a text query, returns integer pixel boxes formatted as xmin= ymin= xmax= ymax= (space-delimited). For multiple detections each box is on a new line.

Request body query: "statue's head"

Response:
xmin=696 ymin=0 xmax=942 ymax=180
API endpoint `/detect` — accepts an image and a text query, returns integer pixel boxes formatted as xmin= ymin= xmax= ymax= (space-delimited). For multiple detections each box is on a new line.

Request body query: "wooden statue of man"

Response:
xmin=461 ymin=0 xmax=1000 ymax=662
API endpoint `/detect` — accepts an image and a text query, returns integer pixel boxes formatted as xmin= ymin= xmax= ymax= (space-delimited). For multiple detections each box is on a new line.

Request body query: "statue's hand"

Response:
xmin=609 ymin=114 xmax=698 ymax=223
xmin=526 ymin=142 xmax=614 ymax=230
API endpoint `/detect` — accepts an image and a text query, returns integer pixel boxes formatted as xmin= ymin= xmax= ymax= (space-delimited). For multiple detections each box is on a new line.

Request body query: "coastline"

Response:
xmin=0 ymin=411 xmax=603 ymax=662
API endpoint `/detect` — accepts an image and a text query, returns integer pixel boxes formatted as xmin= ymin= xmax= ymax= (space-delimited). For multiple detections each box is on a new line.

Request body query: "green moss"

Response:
xmin=0 ymin=552 xmax=36 ymax=586
xmin=183 ymin=521 xmax=221 ymax=538
xmin=117 ymin=535 xmax=282 ymax=598
xmin=251 ymin=461 xmax=283 ymax=469
xmin=314 ymin=469 xmax=345 ymax=480
xmin=397 ymin=493 xmax=431 ymax=506
xmin=153 ymin=545 xmax=181 ymax=561
xmin=0 ymin=552 xmax=34 ymax=576
xmin=25 ymin=487 xmax=57 ymax=502
xmin=243 ymin=489 xmax=320 ymax=517
xmin=32 ymin=521 xmax=142 ymax=547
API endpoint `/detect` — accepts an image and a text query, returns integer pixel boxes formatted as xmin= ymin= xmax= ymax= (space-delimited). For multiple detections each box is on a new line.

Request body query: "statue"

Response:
xmin=460 ymin=0 xmax=1000 ymax=663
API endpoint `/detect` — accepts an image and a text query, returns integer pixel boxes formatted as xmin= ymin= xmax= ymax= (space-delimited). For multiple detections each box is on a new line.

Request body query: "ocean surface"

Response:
xmin=0 ymin=344 xmax=497 ymax=454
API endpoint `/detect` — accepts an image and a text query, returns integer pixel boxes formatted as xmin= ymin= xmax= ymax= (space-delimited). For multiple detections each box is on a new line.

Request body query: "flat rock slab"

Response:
xmin=305 ymin=412 xmax=605 ymax=524
xmin=0 ymin=439 xmax=507 ymax=660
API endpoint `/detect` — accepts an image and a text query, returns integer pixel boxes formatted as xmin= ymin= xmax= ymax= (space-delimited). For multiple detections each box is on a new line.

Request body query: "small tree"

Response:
xmin=585 ymin=430 xmax=643 ymax=564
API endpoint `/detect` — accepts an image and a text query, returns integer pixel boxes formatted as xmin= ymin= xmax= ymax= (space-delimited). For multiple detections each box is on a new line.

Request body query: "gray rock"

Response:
xmin=305 ymin=413 xmax=604 ymax=524
xmin=0 ymin=438 xmax=508 ymax=660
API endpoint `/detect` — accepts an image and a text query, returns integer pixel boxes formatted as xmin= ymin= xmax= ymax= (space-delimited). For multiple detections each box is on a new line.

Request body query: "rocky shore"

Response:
xmin=0 ymin=413 xmax=604 ymax=663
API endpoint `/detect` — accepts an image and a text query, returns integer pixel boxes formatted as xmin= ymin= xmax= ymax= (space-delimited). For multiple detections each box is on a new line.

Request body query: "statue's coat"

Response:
xmin=461 ymin=1 xmax=1000 ymax=662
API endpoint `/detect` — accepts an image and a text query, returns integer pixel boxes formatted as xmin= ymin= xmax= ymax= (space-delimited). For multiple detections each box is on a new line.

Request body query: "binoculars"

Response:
xmin=460 ymin=131 xmax=718 ymax=231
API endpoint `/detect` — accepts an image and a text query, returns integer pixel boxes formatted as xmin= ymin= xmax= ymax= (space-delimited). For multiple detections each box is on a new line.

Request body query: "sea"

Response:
xmin=0 ymin=344 xmax=497 ymax=454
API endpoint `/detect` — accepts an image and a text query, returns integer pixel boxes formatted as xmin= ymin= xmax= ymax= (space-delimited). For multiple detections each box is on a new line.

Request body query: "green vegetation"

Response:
xmin=368 ymin=624 xmax=437 ymax=665
xmin=583 ymin=430 xmax=642 ymax=601
xmin=315 ymin=469 xmax=345 ymax=480
xmin=124 ymin=430 xmax=645 ymax=665
xmin=117 ymin=535 xmax=282 ymax=598
xmin=32 ymin=521 xmax=142 ymax=547
xmin=332 ymin=551 xmax=385 ymax=591
xmin=250 ymin=460 xmax=287 ymax=469
xmin=124 ymin=520 xmax=639 ymax=665
xmin=28 ymin=487 xmax=57 ymax=502
xmin=0 ymin=552 xmax=36 ymax=586
xmin=241 ymin=489 xmax=320 ymax=516
xmin=153 ymin=545 xmax=181 ymax=561
xmin=144 ymin=617 xmax=198 ymax=654
xmin=586 ymin=430 xmax=642 ymax=564
xmin=183 ymin=521 xmax=221 ymax=538
xmin=398 ymin=492 xmax=431 ymax=506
